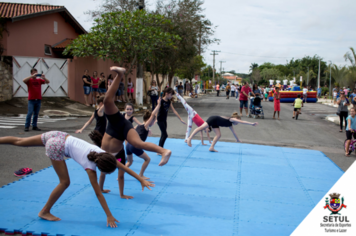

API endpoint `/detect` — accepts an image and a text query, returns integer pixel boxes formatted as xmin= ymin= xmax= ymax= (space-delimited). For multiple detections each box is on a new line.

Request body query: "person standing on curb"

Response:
xmin=317 ymin=86 xmax=321 ymax=98
xmin=23 ymin=68 xmax=50 ymax=132
xmin=216 ymin=83 xmax=220 ymax=96
xmin=82 ymin=69 xmax=92 ymax=106
xmin=337 ymin=91 xmax=350 ymax=132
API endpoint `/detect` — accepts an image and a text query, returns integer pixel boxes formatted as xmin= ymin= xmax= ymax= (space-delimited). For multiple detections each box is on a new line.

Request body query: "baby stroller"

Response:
xmin=249 ymin=95 xmax=264 ymax=119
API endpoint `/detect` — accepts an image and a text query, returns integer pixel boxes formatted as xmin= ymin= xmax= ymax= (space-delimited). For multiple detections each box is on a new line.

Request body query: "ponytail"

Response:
xmin=87 ymin=151 xmax=117 ymax=173
xmin=89 ymin=130 xmax=103 ymax=147
xmin=231 ymin=112 xmax=241 ymax=119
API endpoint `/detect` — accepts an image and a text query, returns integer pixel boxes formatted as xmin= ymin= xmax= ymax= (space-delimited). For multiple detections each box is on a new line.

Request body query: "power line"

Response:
xmin=218 ymin=51 xmax=292 ymax=59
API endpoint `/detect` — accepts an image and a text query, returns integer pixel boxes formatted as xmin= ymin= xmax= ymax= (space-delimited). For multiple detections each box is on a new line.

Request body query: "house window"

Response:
xmin=44 ymin=45 xmax=52 ymax=55
xmin=54 ymin=21 xmax=58 ymax=34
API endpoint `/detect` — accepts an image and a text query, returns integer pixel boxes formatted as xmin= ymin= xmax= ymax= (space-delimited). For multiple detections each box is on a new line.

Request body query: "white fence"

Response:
xmin=13 ymin=56 xmax=68 ymax=97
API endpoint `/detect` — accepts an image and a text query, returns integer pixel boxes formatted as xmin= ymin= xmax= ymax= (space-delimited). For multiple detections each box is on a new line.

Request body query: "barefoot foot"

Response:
xmin=187 ymin=138 xmax=192 ymax=147
xmin=158 ymin=150 xmax=172 ymax=166
xmin=38 ymin=211 xmax=61 ymax=221
xmin=209 ymin=147 xmax=218 ymax=152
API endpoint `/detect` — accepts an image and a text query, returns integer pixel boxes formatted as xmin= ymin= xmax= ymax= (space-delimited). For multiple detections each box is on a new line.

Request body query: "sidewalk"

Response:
xmin=0 ymin=97 xmax=151 ymax=118
xmin=317 ymin=98 xmax=351 ymax=127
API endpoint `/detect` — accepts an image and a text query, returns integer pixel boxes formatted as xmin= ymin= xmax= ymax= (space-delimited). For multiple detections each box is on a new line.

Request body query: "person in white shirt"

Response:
xmin=303 ymin=86 xmax=308 ymax=103
xmin=231 ymin=83 xmax=236 ymax=98
xmin=0 ymin=131 xmax=154 ymax=226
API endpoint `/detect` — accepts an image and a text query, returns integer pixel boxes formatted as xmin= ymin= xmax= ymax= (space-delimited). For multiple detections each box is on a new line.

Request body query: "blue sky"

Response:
xmin=9 ymin=0 xmax=356 ymax=73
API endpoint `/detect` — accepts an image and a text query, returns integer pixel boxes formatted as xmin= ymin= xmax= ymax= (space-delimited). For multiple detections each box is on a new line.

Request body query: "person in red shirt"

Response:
xmin=239 ymin=82 xmax=255 ymax=116
xmin=23 ymin=68 xmax=50 ymax=132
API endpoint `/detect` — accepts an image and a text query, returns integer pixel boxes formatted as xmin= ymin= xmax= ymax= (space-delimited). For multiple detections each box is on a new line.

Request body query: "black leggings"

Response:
xmin=157 ymin=120 xmax=168 ymax=147
xmin=339 ymin=111 xmax=348 ymax=130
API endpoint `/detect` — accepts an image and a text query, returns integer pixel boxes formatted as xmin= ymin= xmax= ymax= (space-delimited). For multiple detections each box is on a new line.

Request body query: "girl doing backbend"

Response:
xmin=99 ymin=67 xmax=172 ymax=198
xmin=175 ymin=93 xmax=211 ymax=145
xmin=98 ymin=99 xmax=162 ymax=198
xmin=187 ymin=113 xmax=258 ymax=152
xmin=0 ymin=131 xmax=154 ymax=227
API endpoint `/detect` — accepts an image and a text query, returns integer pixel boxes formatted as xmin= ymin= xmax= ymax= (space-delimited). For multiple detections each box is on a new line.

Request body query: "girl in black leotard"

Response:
xmin=124 ymin=102 xmax=142 ymax=125
xmin=76 ymin=96 xmax=107 ymax=137
xmin=187 ymin=113 xmax=258 ymax=152
xmin=157 ymin=87 xmax=186 ymax=149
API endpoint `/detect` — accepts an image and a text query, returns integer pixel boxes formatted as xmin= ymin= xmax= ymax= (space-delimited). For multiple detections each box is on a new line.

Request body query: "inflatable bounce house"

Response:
xmin=268 ymin=85 xmax=317 ymax=103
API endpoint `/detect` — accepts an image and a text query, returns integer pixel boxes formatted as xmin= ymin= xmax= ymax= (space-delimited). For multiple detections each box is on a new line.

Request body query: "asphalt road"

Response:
xmin=0 ymin=93 xmax=354 ymax=187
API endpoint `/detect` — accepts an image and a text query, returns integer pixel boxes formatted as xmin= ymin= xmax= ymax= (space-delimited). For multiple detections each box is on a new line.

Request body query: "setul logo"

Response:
xmin=324 ymin=193 xmax=347 ymax=215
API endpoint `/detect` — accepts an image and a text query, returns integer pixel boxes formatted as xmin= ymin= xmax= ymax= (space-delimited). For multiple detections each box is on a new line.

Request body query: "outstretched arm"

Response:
xmin=76 ymin=113 xmax=95 ymax=133
xmin=132 ymin=117 xmax=143 ymax=125
xmin=230 ymin=118 xmax=258 ymax=126
xmin=86 ymin=170 xmax=119 ymax=228
xmin=170 ymin=103 xmax=186 ymax=124
xmin=229 ymin=126 xmax=240 ymax=142
xmin=146 ymin=97 xmax=161 ymax=129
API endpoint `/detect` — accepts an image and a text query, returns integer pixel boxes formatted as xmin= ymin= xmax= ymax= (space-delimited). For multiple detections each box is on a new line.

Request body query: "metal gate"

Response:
xmin=13 ymin=56 xmax=68 ymax=97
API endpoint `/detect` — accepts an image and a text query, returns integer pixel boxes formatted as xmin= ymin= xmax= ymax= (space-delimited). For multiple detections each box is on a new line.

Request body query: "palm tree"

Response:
xmin=344 ymin=47 xmax=356 ymax=66
xmin=332 ymin=65 xmax=348 ymax=87
xmin=344 ymin=47 xmax=356 ymax=88
xmin=249 ymin=63 xmax=258 ymax=73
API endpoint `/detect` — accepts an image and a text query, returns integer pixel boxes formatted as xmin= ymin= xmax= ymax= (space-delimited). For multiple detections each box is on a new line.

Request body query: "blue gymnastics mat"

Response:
xmin=0 ymin=137 xmax=344 ymax=236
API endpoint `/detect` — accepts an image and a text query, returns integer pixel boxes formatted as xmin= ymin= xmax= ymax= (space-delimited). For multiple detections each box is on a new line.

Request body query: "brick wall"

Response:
xmin=0 ymin=57 xmax=13 ymax=102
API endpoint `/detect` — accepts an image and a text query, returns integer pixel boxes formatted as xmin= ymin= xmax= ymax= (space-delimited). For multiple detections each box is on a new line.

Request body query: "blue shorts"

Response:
xmin=83 ymin=86 xmax=91 ymax=95
xmin=99 ymin=88 xmax=107 ymax=93
xmin=126 ymin=143 xmax=144 ymax=156
xmin=116 ymin=89 xmax=121 ymax=96
xmin=92 ymin=88 xmax=99 ymax=92
xmin=240 ymin=100 xmax=248 ymax=108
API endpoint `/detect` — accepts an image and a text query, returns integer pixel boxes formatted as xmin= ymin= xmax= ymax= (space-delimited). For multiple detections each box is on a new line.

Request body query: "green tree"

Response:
xmin=152 ymin=0 xmax=219 ymax=87
xmin=250 ymin=69 xmax=261 ymax=84
xmin=64 ymin=10 xmax=179 ymax=100
xmin=176 ymin=55 xmax=206 ymax=83
xmin=331 ymin=65 xmax=348 ymax=87
xmin=344 ymin=47 xmax=356 ymax=88
xmin=249 ymin=63 xmax=258 ymax=73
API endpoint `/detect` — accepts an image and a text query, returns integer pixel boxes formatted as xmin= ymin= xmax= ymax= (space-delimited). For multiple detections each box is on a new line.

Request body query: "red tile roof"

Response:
xmin=0 ymin=3 xmax=64 ymax=18
xmin=52 ymin=38 xmax=73 ymax=49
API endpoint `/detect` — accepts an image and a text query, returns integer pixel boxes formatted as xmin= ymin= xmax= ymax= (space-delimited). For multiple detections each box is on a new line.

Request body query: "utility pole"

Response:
xmin=211 ymin=50 xmax=220 ymax=85
xmin=329 ymin=61 xmax=332 ymax=99
xmin=219 ymin=61 xmax=226 ymax=84
xmin=136 ymin=0 xmax=145 ymax=105
xmin=318 ymin=59 xmax=321 ymax=89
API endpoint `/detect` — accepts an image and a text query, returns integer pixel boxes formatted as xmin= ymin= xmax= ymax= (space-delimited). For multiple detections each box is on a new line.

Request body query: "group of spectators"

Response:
xmin=174 ymin=81 xmax=199 ymax=97
xmin=82 ymin=69 xmax=135 ymax=107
